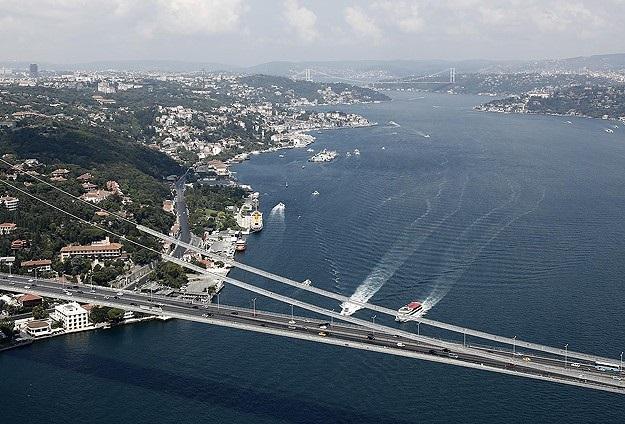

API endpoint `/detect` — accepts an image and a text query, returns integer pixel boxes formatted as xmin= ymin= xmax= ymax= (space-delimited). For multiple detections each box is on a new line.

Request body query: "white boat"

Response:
xmin=302 ymin=279 xmax=312 ymax=286
xmin=353 ymin=149 xmax=360 ymax=155
xmin=279 ymin=154 xmax=285 ymax=158
xmin=346 ymin=151 xmax=352 ymax=157
xmin=276 ymin=202 xmax=285 ymax=208
xmin=307 ymin=148 xmax=315 ymax=152
xmin=312 ymin=190 xmax=320 ymax=196
xmin=395 ymin=301 xmax=424 ymax=322
xmin=605 ymin=128 xmax=614 ymax=133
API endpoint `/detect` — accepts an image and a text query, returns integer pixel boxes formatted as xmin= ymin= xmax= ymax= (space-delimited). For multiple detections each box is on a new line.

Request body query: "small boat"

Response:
xmin=605 ymin=128 xmax=614 ymax=133
xmin=312 ymin=190 xmax=320 ymax=196
xmin=307 ymin=148 xmax=315 ymax=152
xmin=279 ymin=154 xmax=285 ymax=158
xmin=302 ymin=279 xmax=312 ymax=286
xmin=346 ymin=151 xmax=352 ymax=157
xmin=353 ymin=149 xmax=360 ymax=155
xmin=235 ymin=238 xmax=247 ymax=252
xmin=381 ymin=146 xmax=386 ymax=150
xmin=276 ymin=202 xmax=285 ymax=208
xmin=285 ymin=181 xmax=288 ymax=188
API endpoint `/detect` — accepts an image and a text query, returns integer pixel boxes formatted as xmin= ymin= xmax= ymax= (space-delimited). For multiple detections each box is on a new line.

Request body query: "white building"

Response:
xmin=52 ymin=302 xmax=90 ymax=331
xmin=25 ymin=320 xmax=52 ymax=337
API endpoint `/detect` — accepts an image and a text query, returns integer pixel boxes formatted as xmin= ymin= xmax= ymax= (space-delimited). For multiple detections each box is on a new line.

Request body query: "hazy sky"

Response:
xmin=1 ymin=0 xmax=624 ymax=65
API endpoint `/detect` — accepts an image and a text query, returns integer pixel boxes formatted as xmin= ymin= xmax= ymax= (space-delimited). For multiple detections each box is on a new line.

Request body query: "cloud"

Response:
xmin=139 ymin=0 xmax=247 ymax=38
xmin=372 ymin=1 xmax=424 ymax=34
xmin=283 ymin=0 xmax=318 ymax=42
xmin=344 ymin=6 xmax=382 ymax=42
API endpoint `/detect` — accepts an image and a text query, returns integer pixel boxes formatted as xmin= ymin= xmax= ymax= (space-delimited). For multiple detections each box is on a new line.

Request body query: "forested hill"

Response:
xmin=0 ymin=123 xmax=182 ymax=179
xmin=240 ymin=74 xmax=390 ymax=103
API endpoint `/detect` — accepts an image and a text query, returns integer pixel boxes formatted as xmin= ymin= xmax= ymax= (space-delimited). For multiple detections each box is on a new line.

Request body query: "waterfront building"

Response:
xmin=25 ymin=320 xmax=51 ymax=337
xmin=52 ymin=302 xmax=89 ymax=331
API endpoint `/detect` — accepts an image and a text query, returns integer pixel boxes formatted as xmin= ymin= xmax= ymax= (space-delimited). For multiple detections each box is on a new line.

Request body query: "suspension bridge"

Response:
xmin=0 ymin=159 xmax=624 ymax=394
xmin=290 ymin=67 xmax=456 ymax=87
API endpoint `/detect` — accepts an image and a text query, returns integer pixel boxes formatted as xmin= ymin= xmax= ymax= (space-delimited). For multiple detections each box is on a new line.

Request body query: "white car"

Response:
xmin=116 ymin=292 xmax=123 ymax=296
xmin=570 ymin=362 xmax=581 ymax=368
xmin=396 ymin=342 xmax=406 ymax=348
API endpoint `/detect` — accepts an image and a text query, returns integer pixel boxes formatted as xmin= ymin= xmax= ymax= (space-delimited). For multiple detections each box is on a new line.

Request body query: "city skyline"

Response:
xmin=1 ymin=0 xmax=625 ymax=65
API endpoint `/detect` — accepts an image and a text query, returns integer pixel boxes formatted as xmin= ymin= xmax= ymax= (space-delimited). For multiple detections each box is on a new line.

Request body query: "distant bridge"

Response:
xmin=290 ymin=67 xmax=456 ymax=87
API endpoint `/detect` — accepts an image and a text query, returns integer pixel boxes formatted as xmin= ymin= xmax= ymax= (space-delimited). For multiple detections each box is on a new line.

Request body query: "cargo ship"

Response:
xmin=395 ymin=301 xmax=424 ymax=322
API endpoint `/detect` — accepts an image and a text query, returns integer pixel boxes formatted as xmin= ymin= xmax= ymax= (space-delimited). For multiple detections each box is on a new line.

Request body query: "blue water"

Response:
xmin=2 ymin=92 xmax=625 ymax=423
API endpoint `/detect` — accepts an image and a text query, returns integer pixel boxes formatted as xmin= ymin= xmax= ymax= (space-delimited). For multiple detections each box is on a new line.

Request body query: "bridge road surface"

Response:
xmin=1 ymin=274 xmax=624 ymax=394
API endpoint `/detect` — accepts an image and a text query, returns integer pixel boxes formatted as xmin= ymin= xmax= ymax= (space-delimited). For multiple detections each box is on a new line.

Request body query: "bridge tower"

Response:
xmin=449 ymin=67 xmax=456 ymax=84
xmin=305 ymin=68 xmax=312 ymax=82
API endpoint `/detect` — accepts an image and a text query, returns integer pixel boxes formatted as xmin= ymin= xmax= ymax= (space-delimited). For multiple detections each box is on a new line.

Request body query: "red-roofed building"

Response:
xmin=17 ymin=293 xmax=43 ymax=308
xmin=0 ymin=222 xmax=17 ymax=235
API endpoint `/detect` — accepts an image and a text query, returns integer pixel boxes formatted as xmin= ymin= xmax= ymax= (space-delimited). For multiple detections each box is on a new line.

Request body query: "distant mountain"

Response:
xmin=2 ymin=53 xmax=625 ymax=77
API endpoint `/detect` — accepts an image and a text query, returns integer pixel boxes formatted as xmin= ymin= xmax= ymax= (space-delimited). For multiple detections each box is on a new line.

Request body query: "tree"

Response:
xmin=0 ymin=318 xmax=15 ymax=341
xmin=32 ymin=305 xmax=48 ymax=319
xmin=107 ymin=308 xmax=125 ymax=323
xmin=89 ymin=306 xmax=109 ymax=323
xmin=155 ymin=261 xmax=188 ymax=288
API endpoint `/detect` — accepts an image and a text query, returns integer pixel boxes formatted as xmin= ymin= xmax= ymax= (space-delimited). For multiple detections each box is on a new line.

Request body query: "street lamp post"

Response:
xmin=371 ymin=315 xmax=377 ymax=335
xmin=417 ymin=322 xmax=420 ymax=336
xmin=620 ymin=352 xmax=623 ymax=373
xmin=463 ymin=330 xmax=466 ymax=347
xmin=290 ymin=304 xmax=294 ymax=321
xmin=217 ymin=293 xmax=220 ymax=310
xmin=8 ymin=263 xmax=11 ymax=276
xmin=513 ymin=336 xmax=517 ymax=357
xmin=565 ymin=344 xmax=569 ymax=367
xmin=331 ymin=309 xmax=334 ymax=326
xmin=252 ymin=298 xmax=256 ymax=317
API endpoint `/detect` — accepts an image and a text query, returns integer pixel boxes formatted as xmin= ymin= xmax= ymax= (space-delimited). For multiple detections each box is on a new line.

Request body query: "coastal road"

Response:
xmin=172 ymin=172 xmax=191 ymax=259
xmin=1 ymin=273 xmax=624 ymax=395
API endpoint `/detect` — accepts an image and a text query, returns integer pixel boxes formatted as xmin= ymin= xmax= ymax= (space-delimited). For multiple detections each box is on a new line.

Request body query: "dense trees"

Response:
xmin=155 ymin=262 xmax=188 ymax=288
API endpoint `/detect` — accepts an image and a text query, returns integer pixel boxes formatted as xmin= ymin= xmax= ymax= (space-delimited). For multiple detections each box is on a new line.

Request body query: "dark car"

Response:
xmin=230 ymin=311 xmax=239 ymax=315
xmin=442 ymin=348 xmax=450 ymax=353
xmin=192 ymin=306 xmax=199 ymax=309
xmin=428 ymin=349 xmax=437 ymax=355
xmin=130 ymin=302 xmax=138 ymax=306
xmin=366 ymin=334 xmax=375 ymax=340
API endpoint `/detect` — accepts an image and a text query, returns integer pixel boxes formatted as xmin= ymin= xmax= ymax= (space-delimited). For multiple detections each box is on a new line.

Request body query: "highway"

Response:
xmin=1 ymin=272 xmax=624 ymax=395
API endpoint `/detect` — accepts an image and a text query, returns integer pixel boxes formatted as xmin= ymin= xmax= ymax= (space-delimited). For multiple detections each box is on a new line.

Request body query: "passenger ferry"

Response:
xmin=395 ymin=301 xmax=424 ymax=322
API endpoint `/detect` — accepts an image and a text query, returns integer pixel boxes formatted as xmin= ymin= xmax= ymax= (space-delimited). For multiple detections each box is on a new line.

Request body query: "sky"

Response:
xmin=1 ymin=0 xmax=624 ymax=66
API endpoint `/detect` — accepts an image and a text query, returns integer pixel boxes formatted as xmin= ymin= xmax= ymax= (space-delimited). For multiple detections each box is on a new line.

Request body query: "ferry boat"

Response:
xmin=395 ymin=301 xmax=424 ymax=322
xmin=250 ymin=210 xmax=263 ymax=232
xmin=235 ymin=238 xmax=247 ymax=252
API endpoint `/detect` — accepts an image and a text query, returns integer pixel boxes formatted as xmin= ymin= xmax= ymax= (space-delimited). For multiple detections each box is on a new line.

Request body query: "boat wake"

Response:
xmin=340 ymin=177 xmax=469 ymax=316
xmin=270 ymin=202 xmax=285 ymax=217
xmin=423 ymin=185 xmax=546 ymax=310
